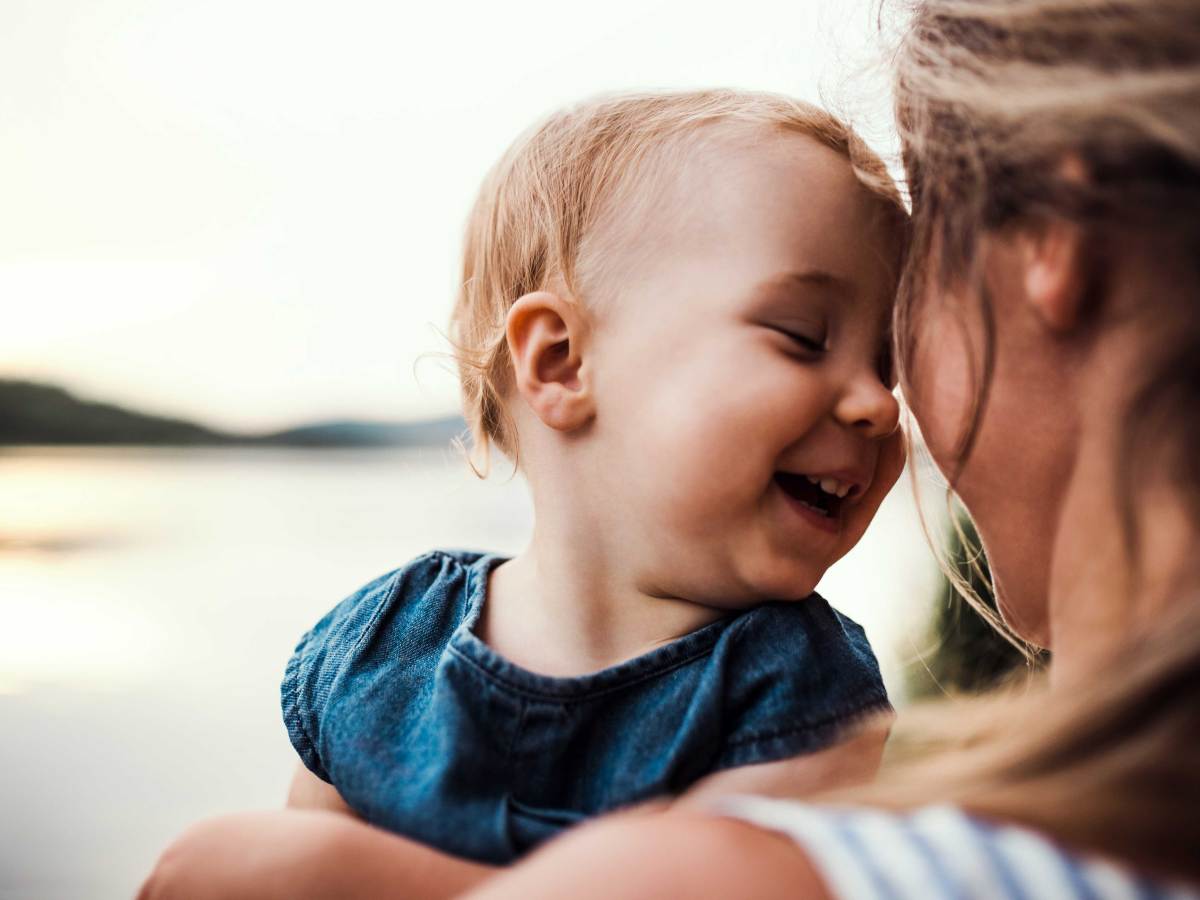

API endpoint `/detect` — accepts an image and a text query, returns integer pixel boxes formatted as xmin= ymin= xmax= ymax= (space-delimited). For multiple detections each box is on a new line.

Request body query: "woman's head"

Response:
xmin=891 ymin=0 xmax=1200 ymax=647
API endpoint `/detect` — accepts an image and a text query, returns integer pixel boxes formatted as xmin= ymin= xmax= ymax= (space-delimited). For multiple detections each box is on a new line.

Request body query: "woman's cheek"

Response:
xmin=907 ymin=305 xmax=979 ymax=477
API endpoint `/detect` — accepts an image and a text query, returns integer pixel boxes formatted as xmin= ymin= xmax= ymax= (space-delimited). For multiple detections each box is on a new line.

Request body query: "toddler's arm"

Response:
xmin=139 ymin=809 xmax=496 ymax=900
xmin=286 ymin=763 xmax=358 ymax=817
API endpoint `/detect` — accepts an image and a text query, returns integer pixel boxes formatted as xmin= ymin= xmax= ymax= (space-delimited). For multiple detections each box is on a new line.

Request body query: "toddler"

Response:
xmin=281 ymin=89 xmax=908 ymax=864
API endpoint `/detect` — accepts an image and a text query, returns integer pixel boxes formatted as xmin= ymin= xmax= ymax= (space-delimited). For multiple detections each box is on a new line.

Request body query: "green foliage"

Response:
xmin=908 ymin=516 xmax=1047 ymax=698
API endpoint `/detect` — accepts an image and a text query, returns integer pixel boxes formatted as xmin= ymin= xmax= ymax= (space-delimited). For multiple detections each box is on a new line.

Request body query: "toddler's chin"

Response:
xmin=743 ymin=559 xmax=822 ymax=603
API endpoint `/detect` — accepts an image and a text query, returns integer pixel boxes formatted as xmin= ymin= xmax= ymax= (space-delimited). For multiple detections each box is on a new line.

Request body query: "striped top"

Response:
xmin=719 ymin=797 xmax=1199 ymax=900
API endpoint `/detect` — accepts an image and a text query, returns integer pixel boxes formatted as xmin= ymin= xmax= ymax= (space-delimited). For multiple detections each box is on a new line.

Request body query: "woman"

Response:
xmin=463 ymin=0 xmax=1200 ymax=895
xmin=142 ymin=0 xmax=1200 ymax=896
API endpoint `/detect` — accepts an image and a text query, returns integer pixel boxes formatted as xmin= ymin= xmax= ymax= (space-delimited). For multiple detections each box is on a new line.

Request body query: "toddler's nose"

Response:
xmin=834 ymin=375 xmax=900 ymax=440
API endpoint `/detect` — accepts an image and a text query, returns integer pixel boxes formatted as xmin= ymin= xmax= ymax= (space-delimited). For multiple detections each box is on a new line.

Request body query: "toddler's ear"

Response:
xmin=505 ymin=291 xmax=595 ymax=432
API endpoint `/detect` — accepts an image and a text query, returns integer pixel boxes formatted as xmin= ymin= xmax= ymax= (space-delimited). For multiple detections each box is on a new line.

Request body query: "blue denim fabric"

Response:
xmin=282 ymin=550 xmax=889 ymax=864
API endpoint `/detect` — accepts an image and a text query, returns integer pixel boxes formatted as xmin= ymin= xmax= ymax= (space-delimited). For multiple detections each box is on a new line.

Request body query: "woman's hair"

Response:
xmin=846 ymin=598 xmax=1200 ymax=880
xmin=892 ymin=0 xmax=1200 ymax=496
xmin=861 ymin=0 xmax=1200 ymax=883
xmin=450 ymin=88 xmax=907 ymax=472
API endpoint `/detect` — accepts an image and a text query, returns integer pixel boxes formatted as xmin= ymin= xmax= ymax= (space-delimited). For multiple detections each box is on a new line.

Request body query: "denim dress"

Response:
xmin=282 ymin=550 xmax=889 ymax=864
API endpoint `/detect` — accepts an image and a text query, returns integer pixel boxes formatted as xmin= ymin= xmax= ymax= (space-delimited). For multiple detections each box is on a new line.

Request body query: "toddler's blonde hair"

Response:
xmin=450 ymin=88 xmax=908 ymax=471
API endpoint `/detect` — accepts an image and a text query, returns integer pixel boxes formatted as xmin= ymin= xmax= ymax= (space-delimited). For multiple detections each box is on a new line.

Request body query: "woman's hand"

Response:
xmin=138 ymin=809 xmax=495 ymax=900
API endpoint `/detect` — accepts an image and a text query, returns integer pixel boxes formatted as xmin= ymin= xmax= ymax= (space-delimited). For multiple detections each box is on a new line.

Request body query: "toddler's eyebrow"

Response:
xmin=748 ymin=270 xmax=852 ymax=313
xmin=755 ymin=269 xmax=851 ymax=295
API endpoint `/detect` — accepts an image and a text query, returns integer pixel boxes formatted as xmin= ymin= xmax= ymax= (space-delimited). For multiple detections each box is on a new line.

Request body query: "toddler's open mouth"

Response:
xmin=773 ymin=471 xmax=853 ymax=520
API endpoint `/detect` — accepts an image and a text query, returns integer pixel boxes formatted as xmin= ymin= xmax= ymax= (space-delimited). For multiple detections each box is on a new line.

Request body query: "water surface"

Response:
xmin=0 ymin=447 xmax=941 ymax=899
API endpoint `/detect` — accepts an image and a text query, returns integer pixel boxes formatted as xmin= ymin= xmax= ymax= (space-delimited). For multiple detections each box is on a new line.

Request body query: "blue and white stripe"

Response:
xmin=717 ymin=798 xmax=1198 ymax=900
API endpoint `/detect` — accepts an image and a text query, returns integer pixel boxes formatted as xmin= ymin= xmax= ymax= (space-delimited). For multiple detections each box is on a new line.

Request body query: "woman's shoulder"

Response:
xmin=715 ymin=797 xmax=1200 ymax=900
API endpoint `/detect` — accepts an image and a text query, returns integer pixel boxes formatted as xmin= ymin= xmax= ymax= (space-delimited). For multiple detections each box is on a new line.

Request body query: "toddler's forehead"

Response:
xmin=579 ymin=132 xmax=726 ymax=267
xmin=580 ymin=130 xmax=896 ymax=306
xmin=576 ymin=130 xmax=787 ymax=293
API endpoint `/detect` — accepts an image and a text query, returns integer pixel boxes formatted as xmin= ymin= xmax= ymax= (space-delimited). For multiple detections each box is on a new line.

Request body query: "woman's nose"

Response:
xmin=834 ymin=374 xmax=900 ymax=440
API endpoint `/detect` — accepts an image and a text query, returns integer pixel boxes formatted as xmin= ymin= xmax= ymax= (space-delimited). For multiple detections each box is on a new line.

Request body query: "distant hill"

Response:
xmin=0 ymin=380 xmax=465 ymax=449
xmin=258 ymin=418 xmax=465 ymax=448
xmin=0 ymin=380 xmax=232 ymax=446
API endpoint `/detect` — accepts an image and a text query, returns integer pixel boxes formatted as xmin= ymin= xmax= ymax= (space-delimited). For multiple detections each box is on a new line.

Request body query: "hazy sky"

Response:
xmin=2 ymin=0 xmax=895 ymax=431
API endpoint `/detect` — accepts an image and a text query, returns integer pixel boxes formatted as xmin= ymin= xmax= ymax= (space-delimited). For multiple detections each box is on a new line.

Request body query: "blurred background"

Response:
xmin=0 ymin=2 xmax=1003 ymax=897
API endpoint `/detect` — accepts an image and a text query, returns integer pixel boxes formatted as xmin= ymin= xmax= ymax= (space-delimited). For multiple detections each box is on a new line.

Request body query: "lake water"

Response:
xmin=0 ymin=447 xmax=945 ymax=899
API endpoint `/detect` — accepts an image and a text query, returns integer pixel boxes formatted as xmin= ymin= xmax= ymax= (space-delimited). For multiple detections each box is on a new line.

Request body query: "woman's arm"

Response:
xmin=464 ymin=808 xmax=831 ymax=900
xmin=138 ymin=809 xmax=495 ymax=900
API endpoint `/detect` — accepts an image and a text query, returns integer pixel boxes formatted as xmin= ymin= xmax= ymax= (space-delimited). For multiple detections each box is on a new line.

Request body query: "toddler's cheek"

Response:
xmin=875 ymin=431 xmax=907 ymax=497
xmin=835 ymin=433 xmax=906 ymax=558
xmin=659 ymin=450 xmax=761 ymax=527
xmin=643 ymin=401 xmax=770 ymax=487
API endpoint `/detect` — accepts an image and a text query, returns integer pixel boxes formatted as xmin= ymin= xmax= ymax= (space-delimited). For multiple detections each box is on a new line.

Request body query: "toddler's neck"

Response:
xmin=477 ymin=524 xmax=728 ymax=677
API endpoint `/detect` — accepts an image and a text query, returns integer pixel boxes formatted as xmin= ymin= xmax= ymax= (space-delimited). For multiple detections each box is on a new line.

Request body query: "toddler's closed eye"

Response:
xmin=769 ymin=325 xmax=826 ymax=354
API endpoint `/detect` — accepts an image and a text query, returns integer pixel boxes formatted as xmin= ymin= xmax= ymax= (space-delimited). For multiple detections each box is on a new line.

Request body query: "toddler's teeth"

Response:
xmin=805 ymin=475 xmax=820 ymax=485
xmin=836 ymin=484 xmax=850 ymax=498
xmin=820 ymin=477 xmax=839 ymax=495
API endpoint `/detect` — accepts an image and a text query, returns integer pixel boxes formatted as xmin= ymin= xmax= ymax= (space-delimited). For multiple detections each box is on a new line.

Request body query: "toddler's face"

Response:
xmin=586 ymin=133 xmax=904 ymax=606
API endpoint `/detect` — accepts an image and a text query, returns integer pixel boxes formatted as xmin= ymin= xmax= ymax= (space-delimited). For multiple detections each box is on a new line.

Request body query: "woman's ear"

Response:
xmin=1021 ymin=156 xmax=1092 ymax=333
xmin=505 ymin=291 xmax=595 ymax=432
xmin=1019 ymin=217 xmax=1089 ymax=333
